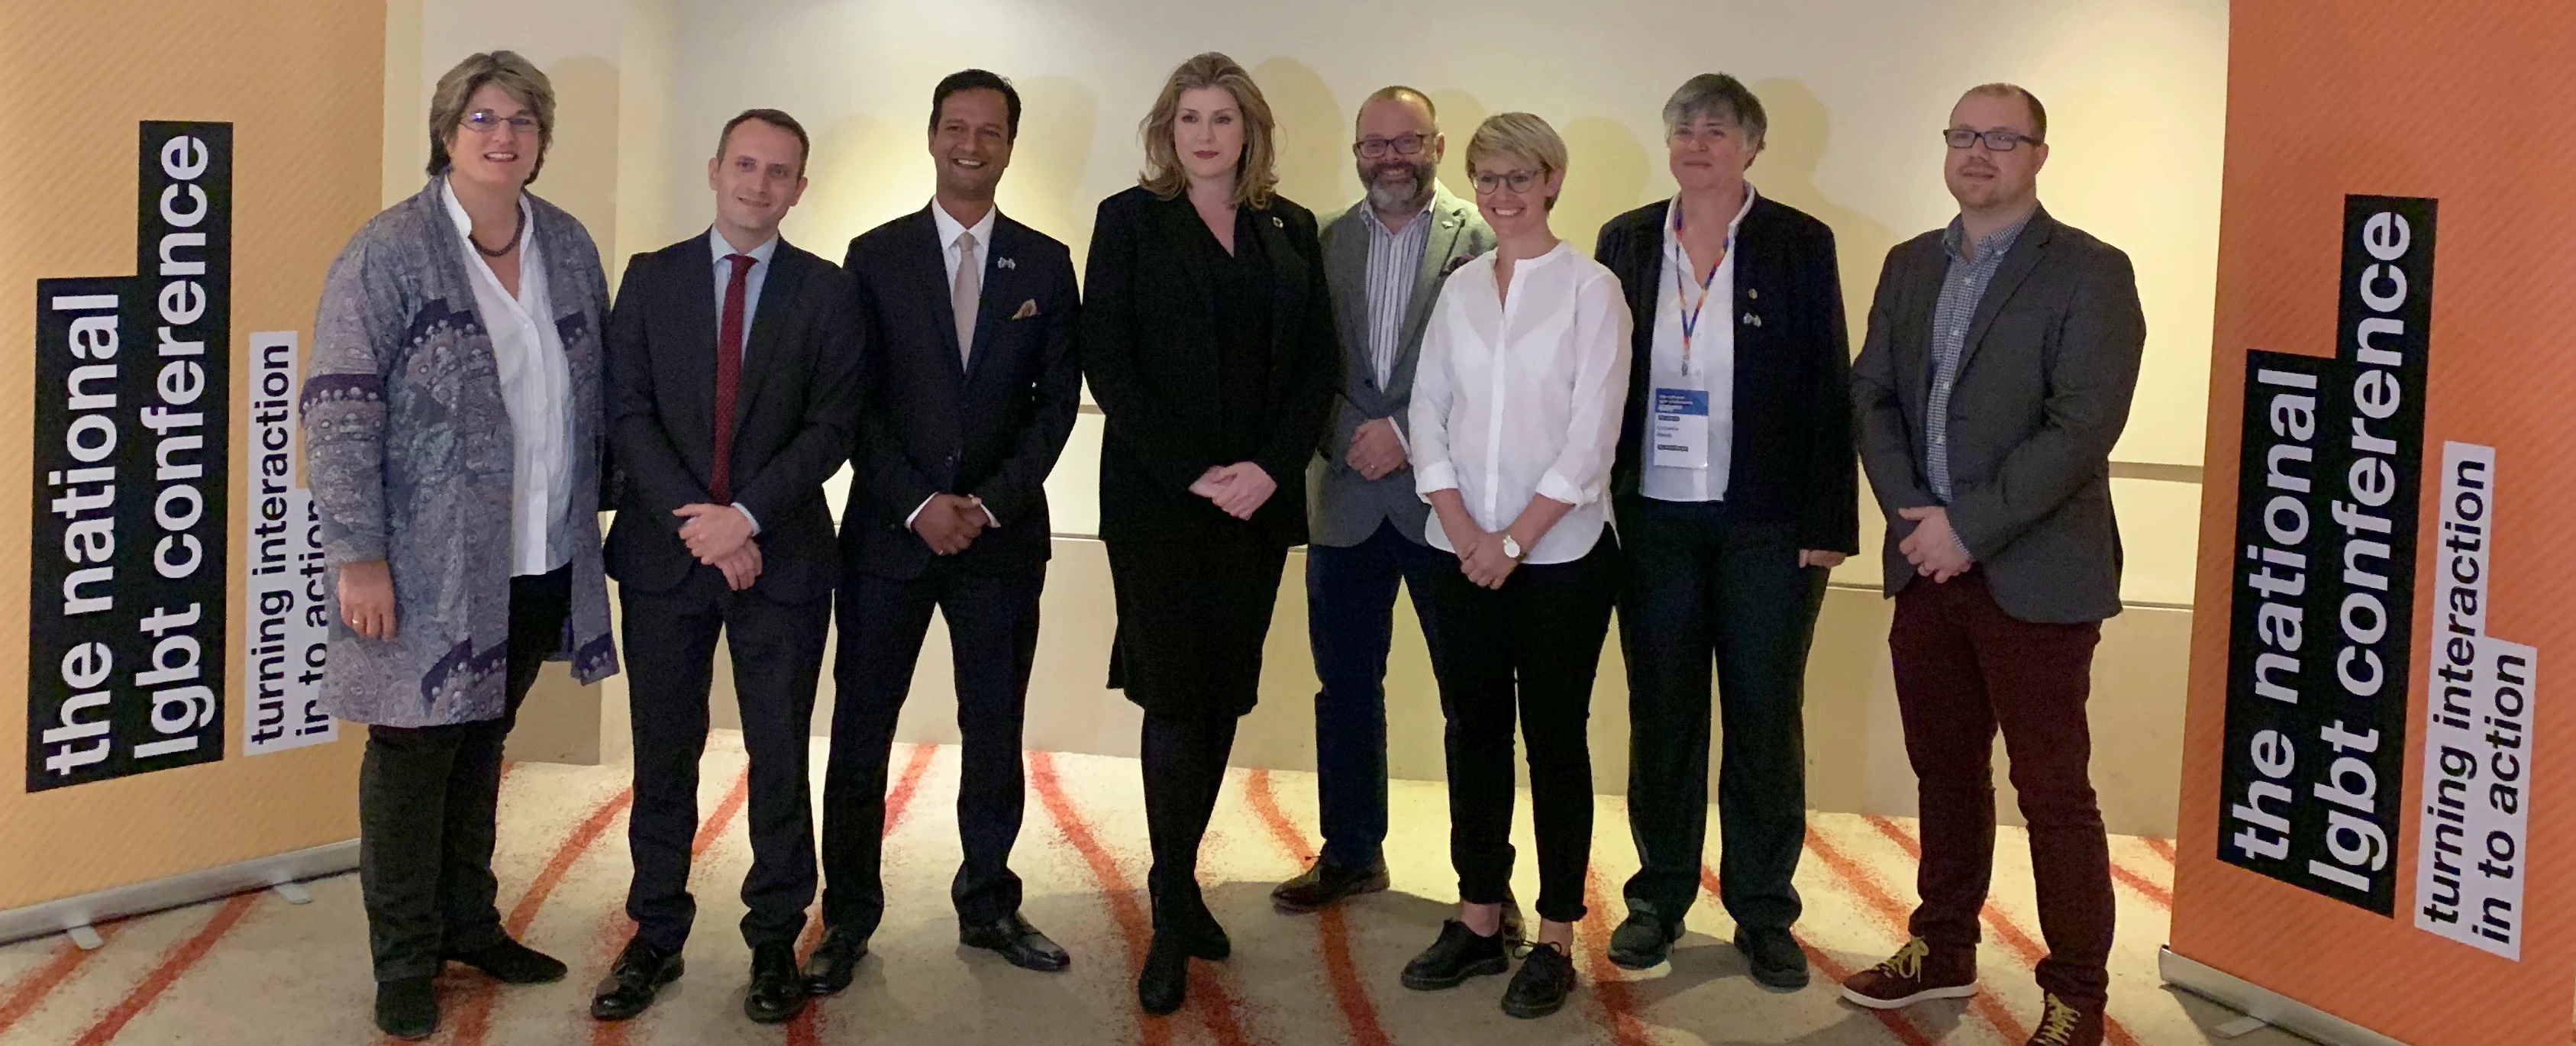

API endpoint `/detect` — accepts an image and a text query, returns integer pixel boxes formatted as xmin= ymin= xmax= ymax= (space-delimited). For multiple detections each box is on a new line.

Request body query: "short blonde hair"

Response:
xmin=1137 ymin=53 xmax=1279 ymax=208
xmin=1464 ymin=112 xmax=1569 ymax=209
xmin=427 ymin=51 xmax=557 ymax=183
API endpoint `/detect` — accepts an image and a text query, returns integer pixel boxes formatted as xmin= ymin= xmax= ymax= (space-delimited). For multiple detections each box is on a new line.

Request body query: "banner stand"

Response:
xmin=2159 ymin=949 xmax=2410 ymax=1046
xmin=0 ymin=842 xmax=353 ymax=948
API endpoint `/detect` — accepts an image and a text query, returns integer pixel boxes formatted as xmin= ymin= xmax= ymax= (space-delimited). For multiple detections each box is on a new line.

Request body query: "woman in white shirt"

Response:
xmin=1399 ymin=111 xmax=1632 ymax=1020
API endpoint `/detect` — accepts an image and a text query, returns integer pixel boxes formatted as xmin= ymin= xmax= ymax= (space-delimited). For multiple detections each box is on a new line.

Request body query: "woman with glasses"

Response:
xmin=1079 ymin=52 xmax=1337 ymax=1016
xmin=304 ymin=50 xmax=619 ymax=1040
xmin=1399 ymin=111 xmax=1631 ymax=1019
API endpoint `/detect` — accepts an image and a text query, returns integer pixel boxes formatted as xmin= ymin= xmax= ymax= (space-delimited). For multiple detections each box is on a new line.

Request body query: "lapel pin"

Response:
xmin=1272 ymin=215 xmax=1285 ymax=228
xmin=996 ymin=257 xmax=1016 ymax=270
xmin=1742 ymin=312 xmax=1762 ymax=327
xmin=1747 ymin=288 xmax=1758 ymax=299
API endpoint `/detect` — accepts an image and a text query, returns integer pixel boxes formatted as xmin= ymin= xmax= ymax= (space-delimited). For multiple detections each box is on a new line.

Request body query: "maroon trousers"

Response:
xmin=1890 ymin=570 xmax=2113 ymax=1006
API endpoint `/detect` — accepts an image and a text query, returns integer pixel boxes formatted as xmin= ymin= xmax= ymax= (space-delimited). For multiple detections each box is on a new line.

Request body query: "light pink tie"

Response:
xmin=952 ymin=231 xmax=980 ymax=367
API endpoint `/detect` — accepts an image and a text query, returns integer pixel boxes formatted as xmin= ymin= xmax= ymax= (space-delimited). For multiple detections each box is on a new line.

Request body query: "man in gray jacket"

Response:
xmin=1273 ymin=86 xmax=1493 ymax=912
xmin=1840 ymin=83 xmax=2144 ymax=1046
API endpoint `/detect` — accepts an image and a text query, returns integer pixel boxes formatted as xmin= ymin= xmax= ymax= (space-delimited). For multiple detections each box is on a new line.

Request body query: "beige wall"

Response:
xmin=383 ymin=0 xmax=2225 ymax=835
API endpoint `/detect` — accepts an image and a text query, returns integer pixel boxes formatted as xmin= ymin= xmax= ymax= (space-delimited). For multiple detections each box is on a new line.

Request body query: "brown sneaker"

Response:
xmin=1838 ymin=938 xmax=1977 ymax=1009
xmin=2026 ymin=993 xmax=2103 ymax=1046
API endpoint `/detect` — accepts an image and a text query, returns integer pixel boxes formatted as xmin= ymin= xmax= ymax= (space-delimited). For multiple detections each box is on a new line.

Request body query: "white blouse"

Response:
xmin=442 ymin=181 xmax=575 ymax=576
xmin=1409 ymin=241 xmax=1633 ymax=565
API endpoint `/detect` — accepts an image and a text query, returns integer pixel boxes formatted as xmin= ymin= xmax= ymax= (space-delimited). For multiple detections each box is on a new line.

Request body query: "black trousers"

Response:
xmin=619 ymin=569 xmax=830 ymax=951
xmin=1423 ymin=537 xmax=1621 ymax=925
xmin=1616 ymin=499 xmax=1829 ymax=933
xmin=821 ymin=562 xmax=1044 ymax=937
xmin=358 ymin=567 xmax=570 ymax=983
xmin=1141 ymin=712 xmax=1240 ymax=931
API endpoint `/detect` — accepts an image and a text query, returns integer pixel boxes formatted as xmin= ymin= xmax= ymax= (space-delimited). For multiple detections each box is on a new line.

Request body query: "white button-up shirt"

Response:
xmin=930 ymin=198 xmax=999 ymax=290
xmin=1409 ymin=241 xmax=1632 ymax=565
xmin=709 ymin=226 xmax=779 ymax=357
xmin=443 ymin=181 xmax=575 ymax=576
xmin=1641 ymin=185 xmax=1756 ymax=503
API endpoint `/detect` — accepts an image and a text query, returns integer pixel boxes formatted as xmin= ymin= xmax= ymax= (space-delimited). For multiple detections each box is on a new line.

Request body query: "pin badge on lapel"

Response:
xmin=1747 ymin=288 xmax=1758 ymax=299
xmin=996 ymin=257 xmax=1016 ymax=270
xmin=1272 ymin=216 xmax=1285 ymax=228
xmin=1742 ymin=312 xmax=1762 ymax=327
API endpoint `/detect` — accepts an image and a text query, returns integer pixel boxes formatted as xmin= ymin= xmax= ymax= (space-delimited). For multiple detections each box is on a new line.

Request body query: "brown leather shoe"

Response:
xmin=2026 ymin=993 xmax=2103 ymax=1046
xmin=1838 ymin=938 xmax=1976 ymax=1009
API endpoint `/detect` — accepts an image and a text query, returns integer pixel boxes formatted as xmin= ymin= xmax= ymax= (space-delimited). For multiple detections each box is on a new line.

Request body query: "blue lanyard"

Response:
xmin=1669 ymin=203 xmax=1734 ymax=371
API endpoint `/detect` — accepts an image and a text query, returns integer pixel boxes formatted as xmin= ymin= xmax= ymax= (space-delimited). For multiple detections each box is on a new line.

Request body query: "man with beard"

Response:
xmin=1273 ymin=86 xmax=1494 ymax=913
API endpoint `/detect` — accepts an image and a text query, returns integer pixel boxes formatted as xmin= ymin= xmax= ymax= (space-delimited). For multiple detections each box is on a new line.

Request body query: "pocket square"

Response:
xmin=1011 ymin=299 xmax=1039 ymax=320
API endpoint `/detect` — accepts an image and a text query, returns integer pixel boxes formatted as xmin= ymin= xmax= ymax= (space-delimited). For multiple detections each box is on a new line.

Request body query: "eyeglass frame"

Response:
xmin=1942 ymin=128 xmax=2042 ymax=152
xmin=1470 ymin=167 xmax=1545 ymax=195
xmin=461 ymin=109 xmax=541 ymax=135
xmin=1352 ymin=132 xmax=1432 ymax=160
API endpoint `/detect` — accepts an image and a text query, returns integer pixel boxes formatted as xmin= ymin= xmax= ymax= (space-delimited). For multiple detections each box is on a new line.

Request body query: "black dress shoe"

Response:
xmin=589 ymin=938 xmax=684 ymax=1022
xmin=1270 ymin=858 xmax=1392 ymax=913
xmin=375 ymin=977 xmax=437 ymax=1041
xmin=962 ymin=913 xmax=1072 ymax=972
xmin=803 ymin=927 xmax=868 ymax=996
xmin=1401 ymin=920 xmax=1509 ymax=991
xmin=446 ymin=937 xmax=569 ymax=984
xmin=1503 ymin=941 xmax=1577 ymax=1019
xmin=745 ymin=943 xmax=808 ymax=1024
xmin=1606 ymin=912 xmax=1680 ymax=970
xmin=1137 ymin=933 xmax=1189 ymax=1015
xmin=1735 ymin=926 xmax=1812 ymax=990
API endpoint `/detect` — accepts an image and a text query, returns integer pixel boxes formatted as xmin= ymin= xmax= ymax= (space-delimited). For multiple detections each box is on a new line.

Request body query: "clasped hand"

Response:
xmin=1896 ymin=505 xmax=1971 ymax=583
xmin=912 ymin=492 xmax=989 ymax=556
xmin=1190 ymin=463 xmax=1277 ymax=520
xmin=676 ymin=503 xmax=763 ymax=591
xmin=1457 ymin=531 xmax=1519 ymax=590
xmin=1345 ymin=418 xmax=1407 ymax=482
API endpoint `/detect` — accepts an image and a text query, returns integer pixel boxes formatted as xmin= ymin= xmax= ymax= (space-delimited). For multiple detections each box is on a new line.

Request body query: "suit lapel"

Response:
xmin=733 ymin=242 xmax=800 ymax=444
xmin=1328 ymin=209 xmax=1372 ymax=392
xmin=964 ymin=218 xmax=1019 ymax=383
xmin=1252 ymin=203 xmax=1300 ymax=372
xmin=912 ymin=208 xmax=967 ymax=372
xmin=681 ymin=238 xmax=724 ymax=439
xmin=1388 ymin=189 xmax=1474 ymax=403
xmin=1956 ymin=208 xmax=2054 ymax=378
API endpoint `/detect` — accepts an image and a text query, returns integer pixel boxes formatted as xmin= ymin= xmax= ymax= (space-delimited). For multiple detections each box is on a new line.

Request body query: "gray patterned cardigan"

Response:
xmin=301 ymin=176 xmax=621 ymax=728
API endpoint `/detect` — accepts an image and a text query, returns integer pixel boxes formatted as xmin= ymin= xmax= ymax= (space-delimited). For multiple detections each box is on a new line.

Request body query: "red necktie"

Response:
xmin=711 ymin=253 xmax=752 ymax=503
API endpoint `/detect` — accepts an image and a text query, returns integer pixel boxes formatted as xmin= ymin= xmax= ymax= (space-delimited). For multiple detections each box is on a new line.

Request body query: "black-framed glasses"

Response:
xmin=1354 ymin=133 xmax=1430 ymax=160
xmin=1944 ymin=128 xmax=2039 ymax=151
xmin=462 ymin=110 xmax=539 ymax=135
xmin=1472 ymin=169 xmax=1541 ymax=194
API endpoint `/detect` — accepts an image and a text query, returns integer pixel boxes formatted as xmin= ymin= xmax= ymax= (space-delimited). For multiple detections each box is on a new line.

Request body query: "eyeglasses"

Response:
xmin=462 ymin=110 xmax=539 ymax=135
xmin=1472 ymin=169 xmax=1541 ymax=194
xmin=1943 ymin=128 xmax=2039 ymax=151
xmin=1353 ymin=133 xmax=1430 ymax=160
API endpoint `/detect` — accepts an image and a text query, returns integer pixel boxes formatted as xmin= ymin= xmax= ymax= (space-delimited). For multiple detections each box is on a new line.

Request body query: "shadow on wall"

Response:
xmin=1250 ymin=56 xmax=1348 ymax=214
xmin=1749 ymin=76 xmax=1903 ymax=341
xmin=1423 ymin=89 xmax=1489 ymax=204
xmin=1554 ymin=116 xmax=1650 ymax=251
xmin=1001 ymin=75 xmax=1101 ymax=264
xmin=786 ymin=111 xmax=898 ymax=254
xmin=541 ymin=55 xmax=623 ymax=265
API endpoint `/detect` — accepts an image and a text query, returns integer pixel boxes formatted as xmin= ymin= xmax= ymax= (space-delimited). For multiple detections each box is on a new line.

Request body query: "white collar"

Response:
xmin=441 ymin=177 xmax=532 ymax=246
xmin=1667 ymin=182 xmax=1757 ymax=240
xmin=709 ymin=225 xmax=780 ymax=266
xmin=930 ymin=199 xmax=1000 ymax=251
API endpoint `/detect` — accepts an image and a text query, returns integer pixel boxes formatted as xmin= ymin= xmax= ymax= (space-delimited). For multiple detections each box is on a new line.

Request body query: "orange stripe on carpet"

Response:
xmin=70 ymin=893 xmax=260 ymax=1046
xmin=0 ymin=924 xmax=119 ymax=1038
xmin=1860 ymin=815 xmax=2142 ymax=1046
xmin=789 ymin=741 xmax=941 ymax=1046
xmin=431 ymin=783 xmax=633 ymax=1046
xmin=2108 ymin=860 xmax=2173 ymax=912
xmin=1029 ymin=750 xmax=1172 ymax=1046
xmin=590 ymin=766 xmax=757 ymax=1046
xmin=1578 ymin=869 xmax=1655 ymax=1046
xmin=2142 ymin=838 xmax=2177 ymax=864
xmin=1806 ymin=825 xmax=2032 ymax=1044
xmin=1697 ymin=866 xmax=1939 ymax=1046
xmin=1241 ymin=770 xmax=1392 ymax=1046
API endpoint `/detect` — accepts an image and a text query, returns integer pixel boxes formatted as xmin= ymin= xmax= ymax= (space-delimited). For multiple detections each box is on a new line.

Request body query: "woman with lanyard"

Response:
xmin=1590 ymin=73 xmax=1858 ymax=988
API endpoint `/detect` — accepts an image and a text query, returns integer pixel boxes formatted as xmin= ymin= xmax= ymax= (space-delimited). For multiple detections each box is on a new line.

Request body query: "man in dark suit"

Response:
xmin=594 ymin=108 xmax=860 ymax=1027
xmin=1838 ymin=84 xmax=2144 ymax=1046
xmin=1592 ymin=74 xmax=1855 ymax=990
xmin=1273 ymin=86 xmax=1493 ymax=914
xmin=807 ymin=69 xmax=1082 ymax=993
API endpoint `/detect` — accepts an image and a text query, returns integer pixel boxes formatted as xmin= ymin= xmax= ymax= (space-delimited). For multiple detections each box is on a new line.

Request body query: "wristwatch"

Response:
xmin=1500 ymin=534 xmax=1525 ymax=561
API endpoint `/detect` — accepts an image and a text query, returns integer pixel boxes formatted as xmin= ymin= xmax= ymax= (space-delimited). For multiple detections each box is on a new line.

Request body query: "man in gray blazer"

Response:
xmin=1274 ymin=85 xmax=1493 ymax=912
xmin=1840 ymin=84 xmax=2143 ymax=1046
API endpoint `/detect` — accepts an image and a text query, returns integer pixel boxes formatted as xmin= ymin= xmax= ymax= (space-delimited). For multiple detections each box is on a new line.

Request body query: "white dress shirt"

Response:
xmin=1409 ymin=241 xmax=1632 ymax=565
xmin=443 ymin=181 xmax=575 ymax=576
xmin=909 ymin=199 xmax=1004 ymax=530
xmin=707 ymin=227 xmax=780 ymax=534
xmin=1641 ymin=185 xmax=1756 ymax=503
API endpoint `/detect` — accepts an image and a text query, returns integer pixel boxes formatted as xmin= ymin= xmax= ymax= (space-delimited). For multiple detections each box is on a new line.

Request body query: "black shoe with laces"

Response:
xmin=1401 ymin=920 xmax=1509 ymax=991
xmin=1502 ymin=941 xmax=1577 ymax=1019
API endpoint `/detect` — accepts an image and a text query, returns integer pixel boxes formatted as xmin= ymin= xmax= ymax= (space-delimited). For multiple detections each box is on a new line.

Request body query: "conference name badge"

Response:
xmin=1651 ymin=378 xmax=1711 ymax=470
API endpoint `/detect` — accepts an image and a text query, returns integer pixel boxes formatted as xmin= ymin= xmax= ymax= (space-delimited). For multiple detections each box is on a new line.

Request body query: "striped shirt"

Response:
xmin=1359 ymin=202 xmax=1434 ymax=388
xmin=1925 ymin=210 xmax=2034 ymax=504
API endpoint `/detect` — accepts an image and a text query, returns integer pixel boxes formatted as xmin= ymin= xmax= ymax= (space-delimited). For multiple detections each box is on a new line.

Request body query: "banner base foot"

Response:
xmin=66 ymin=925 xmax=102 ymax=951
xmin=0 ymin=840 xmax=357 ymax=948
xmin=2160 ymin=946 xmax=2411 ymax=1046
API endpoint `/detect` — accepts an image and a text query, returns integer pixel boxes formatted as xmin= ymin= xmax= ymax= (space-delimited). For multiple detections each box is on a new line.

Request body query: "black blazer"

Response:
xmin=1080 ymin=187 xmax=1338 ymax=547
xmin=604 ymin=233 xmax=862 ymax=603
xmin=1595 ymin=195 xmax=1858 ymax=555
xmin=840 ymin=207 xmax=1082 ymax=579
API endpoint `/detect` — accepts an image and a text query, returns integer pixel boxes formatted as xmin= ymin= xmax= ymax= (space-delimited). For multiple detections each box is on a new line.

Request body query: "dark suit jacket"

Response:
xmin=1851 ymin=205 xmax=2146 ymax=624
xmin=1596 ymin=195 xmax=1858 ymax=555
xmin=604 ymin=233 xmax=862 ymax=605
xmin=1080 ymin=186 xmax=1338 ymax=547
xmin=839 ymin=206 xmax=1081 ymax=580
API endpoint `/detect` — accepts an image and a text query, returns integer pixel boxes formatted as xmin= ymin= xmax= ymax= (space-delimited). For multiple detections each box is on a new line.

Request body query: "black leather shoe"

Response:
xmin=1138 ymin=932 xmax=1189 ymax=1015
xmin=1735 ymin=926 xmax=1812 ymax=990
xmin=802 ymin=927 xmax=868 ymax=996
xmin=445 ymin=937 xmax=568 ymax=984
xmin=589 ymin=938 xmax=684 ymax=1022
xmin=1270 ymin=857 xmax=1392 ymax=913
xmin=1401 ymin=920 xmax=1509 ymax=991
xmin=744 ymin=943 xmax=807 ymax=1024
xmin=1606 ymin=912 xmax=1680 ymax=970
xmin=962 ymin=913 xmax=1072 ymax=972
xmin=374 ymin=977 xmax=437 ymax=1041
xmin=1503 ymin=941 xmax=1577 ymax=1019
